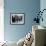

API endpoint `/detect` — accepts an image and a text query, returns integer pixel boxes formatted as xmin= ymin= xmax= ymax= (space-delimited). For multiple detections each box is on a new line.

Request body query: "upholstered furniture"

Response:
xmin=17 ymin=25 xmax=46 ymax=46
xmin=32 ymin=25 xmax=46 ymax=46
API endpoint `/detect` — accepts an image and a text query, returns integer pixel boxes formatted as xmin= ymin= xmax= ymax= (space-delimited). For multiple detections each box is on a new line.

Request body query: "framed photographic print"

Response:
xmin=10 ymin=13 xmax=25 ymax=25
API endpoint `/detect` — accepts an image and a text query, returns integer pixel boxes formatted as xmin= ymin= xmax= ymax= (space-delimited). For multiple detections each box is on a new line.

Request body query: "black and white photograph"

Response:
xmin=10 ymin=13 xmax=25 ymax=25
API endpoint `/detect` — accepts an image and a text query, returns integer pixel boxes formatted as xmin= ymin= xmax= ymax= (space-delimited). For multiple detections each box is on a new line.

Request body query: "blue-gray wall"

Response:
xmin=4 ymin=0 xmax=40 ymax=42
xmin=40 ymin=0 xmax=46 ymax=27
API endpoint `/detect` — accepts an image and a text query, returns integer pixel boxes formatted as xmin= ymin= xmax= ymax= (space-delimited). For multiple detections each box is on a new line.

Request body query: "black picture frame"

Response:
xmin=10 ymin=13 xmax=25 ymax=25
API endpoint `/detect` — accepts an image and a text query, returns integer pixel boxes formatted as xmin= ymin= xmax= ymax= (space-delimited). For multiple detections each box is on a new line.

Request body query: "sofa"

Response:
xmin=17 ymin=25 xmax=46 ymax=46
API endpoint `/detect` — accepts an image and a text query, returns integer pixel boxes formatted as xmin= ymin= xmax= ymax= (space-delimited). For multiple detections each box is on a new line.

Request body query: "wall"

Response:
xmin=40 ymin=0 xmax=46 ymax=27
xmin=4 ymin=0 xmax=40 ymax=42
